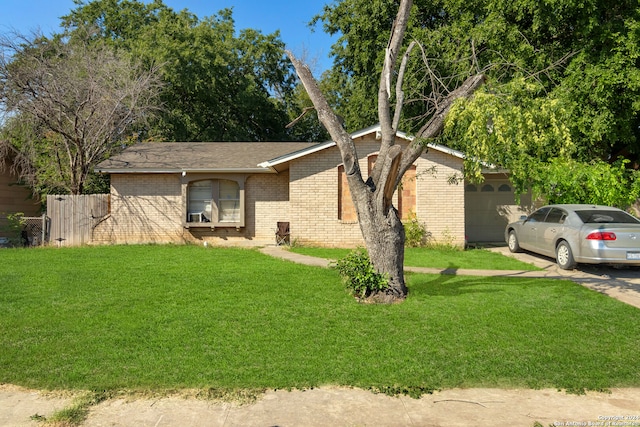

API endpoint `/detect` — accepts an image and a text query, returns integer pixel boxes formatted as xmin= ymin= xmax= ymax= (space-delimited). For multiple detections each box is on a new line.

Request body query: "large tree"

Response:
xmin=62 ymin=0 xmax=302 ymax=142
xmin=316 ymin=0 xmax=640 ymax=207
xmin=289 ymin=0 xmax=484 ymax=301
xmin=0 ymin=29 xmax=161 ymax=195
xmin=317 ymin=0 xmax=640 ymax=155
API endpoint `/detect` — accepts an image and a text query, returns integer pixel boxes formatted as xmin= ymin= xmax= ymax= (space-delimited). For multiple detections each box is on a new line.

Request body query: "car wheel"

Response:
xmin=507 ymin=230 xmax=521 ymax=253
xmin=556 ymin=241 xmax=576 ymax=270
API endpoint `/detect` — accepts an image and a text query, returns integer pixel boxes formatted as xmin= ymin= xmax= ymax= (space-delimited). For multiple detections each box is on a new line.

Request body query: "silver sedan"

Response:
xmin=505 ymin=204 xmax=640 ymax=270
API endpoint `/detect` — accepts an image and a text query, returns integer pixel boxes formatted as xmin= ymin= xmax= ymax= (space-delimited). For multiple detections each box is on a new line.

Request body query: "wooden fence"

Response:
xmin=47 ymin=194 xmax=110 ymax=246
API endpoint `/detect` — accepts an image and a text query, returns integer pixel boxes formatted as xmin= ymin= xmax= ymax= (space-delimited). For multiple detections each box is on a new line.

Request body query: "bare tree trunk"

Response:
xmin=288 ymin=0 xmax=484 ymax=302
xmin=358 ymin=200 xmax=407 ymax=301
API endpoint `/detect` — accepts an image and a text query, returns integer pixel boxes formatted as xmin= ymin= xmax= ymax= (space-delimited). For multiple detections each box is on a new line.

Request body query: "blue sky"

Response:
xmin=0 ymin=0 xmax=337 ymax=75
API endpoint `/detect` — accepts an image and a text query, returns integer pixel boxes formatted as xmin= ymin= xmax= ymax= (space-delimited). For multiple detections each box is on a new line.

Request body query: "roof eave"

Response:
xmin=258 ymin=141 xmax=336 ymax=168
xmin=96 ymin=167 xmax=275 ymax=174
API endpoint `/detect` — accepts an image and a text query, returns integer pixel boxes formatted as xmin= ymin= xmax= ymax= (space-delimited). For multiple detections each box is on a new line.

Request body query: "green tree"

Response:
xmin=0 ymin=30 xmax=161 ymax=195
xmin=316 ymin=0 xmax=640 ymax=207
xmin=62 ymin=0 xmax=303 ymax=142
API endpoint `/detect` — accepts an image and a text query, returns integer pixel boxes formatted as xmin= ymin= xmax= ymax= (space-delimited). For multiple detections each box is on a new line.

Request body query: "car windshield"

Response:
xmin=575 ymin=210 xmax=640 ymax=224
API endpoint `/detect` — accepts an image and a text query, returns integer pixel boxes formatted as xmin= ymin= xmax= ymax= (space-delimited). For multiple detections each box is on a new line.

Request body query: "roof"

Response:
xmin=96 ymin=142 xmax=316 ymax=173
xmin=96 ymin=125 xmax=471 ymax=174
xmin=258 ymin=124 xmax=466 ymax=169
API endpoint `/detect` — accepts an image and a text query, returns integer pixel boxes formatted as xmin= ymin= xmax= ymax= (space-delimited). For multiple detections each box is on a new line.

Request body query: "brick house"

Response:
xmin=94 ymin=125 xmax=531 ymax=247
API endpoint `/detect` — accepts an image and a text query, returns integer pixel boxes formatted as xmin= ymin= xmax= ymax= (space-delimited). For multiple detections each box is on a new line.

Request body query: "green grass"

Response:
xmin=289 ymin=246 xmax=542 ymax=271
xmin=1 ymin=245 xmax=639 ymax=396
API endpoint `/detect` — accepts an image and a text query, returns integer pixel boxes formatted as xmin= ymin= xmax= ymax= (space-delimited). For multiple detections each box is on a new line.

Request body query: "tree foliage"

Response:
xmin=442 ymin=78 xmax=575 ymax=192
xmin=61 ymin=0 xmax=302 ymax=142
xmin=0 ymin=29 xmax=162 ymax=195
xmin=316 ymin=0 xmax=640 ymax=208
xmin=530 ymin=158 xmax=640 ymax=207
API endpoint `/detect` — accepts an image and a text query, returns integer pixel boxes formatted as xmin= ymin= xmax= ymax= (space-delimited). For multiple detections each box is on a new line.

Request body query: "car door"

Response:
xmin=536 ymin=207 xmax=567 ymax=257
xmin=519 ymin=207 xmax=551 ymax=251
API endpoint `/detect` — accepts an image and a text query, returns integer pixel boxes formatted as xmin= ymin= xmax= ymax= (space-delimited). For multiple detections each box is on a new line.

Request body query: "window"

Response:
xmin=363 ymin=154 xmax=416 ymax=220
xmin=481 ymin=184 xmax=494 ymax=192
xmin=186 ymin=178 xmax=243 ymax=226
xmin=498 ymin=184 xmax=511 ymax=192
xmin=188 ymin=180 xmax=213 ymax=221
xmin=545 ymin=208 xmax=567 ymax=224
xmin=527 ymin=207 xmax=551 ymax=223
xmin=575 ymin=209 xmax=640 ymax=224
xmin=338 ymin=165 xmax=357 ymax=221
xmin=218 ymin=180 xmax=240 ymax=222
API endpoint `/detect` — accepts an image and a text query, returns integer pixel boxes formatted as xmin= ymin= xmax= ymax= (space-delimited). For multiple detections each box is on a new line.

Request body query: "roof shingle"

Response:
xmin=96 ymin=141 xmax=317 ymax=172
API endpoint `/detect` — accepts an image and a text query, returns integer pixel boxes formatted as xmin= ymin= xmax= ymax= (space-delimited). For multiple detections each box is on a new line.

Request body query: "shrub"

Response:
xmin=0 ymin=212 xmax=26 ymax=247
xmin=333 ymin=248 xmax=388 ymax=298
xmin=403 ymin=211 xmax=427 ymax=247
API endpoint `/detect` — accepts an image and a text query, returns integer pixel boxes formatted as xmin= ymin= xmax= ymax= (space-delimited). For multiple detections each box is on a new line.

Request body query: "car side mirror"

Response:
xmin=520 ymin=215 xmax=528 ymax=222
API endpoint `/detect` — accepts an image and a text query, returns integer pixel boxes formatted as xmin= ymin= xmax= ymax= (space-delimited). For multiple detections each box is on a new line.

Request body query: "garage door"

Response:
xmin=465 ymin=179 xmax=527 ymax=243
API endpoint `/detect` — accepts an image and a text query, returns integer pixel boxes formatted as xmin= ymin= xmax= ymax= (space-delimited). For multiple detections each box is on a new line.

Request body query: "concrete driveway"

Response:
xmin=488 ymin=246 xmax=640 ymax=309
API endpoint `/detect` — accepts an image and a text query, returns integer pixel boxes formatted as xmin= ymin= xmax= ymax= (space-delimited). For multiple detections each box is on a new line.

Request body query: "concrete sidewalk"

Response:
xmin=4 ymin=384 xmax=640 ymax=427
xmin=260 ymin=245 xmax=640 ymax=309
xmin=3 ymin=246 xmax=639 ymax=426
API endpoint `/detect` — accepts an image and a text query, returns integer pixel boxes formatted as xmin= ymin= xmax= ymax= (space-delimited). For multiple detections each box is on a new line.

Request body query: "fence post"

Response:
xmin=41 ymin=213 xmax=46 ymax=245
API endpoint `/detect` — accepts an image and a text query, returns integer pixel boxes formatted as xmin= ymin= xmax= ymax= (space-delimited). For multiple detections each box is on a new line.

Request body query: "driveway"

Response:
xmin=488 ymin=246 xmax=640 ymax=309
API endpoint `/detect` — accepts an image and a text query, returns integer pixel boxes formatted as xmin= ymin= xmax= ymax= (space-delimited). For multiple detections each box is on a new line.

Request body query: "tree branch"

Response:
xmin=370 ymin=0 xmax=413 ymax=195
xmin=398 ymin=73 xmax=486 ymax=180
xmin=286 ymin=106 xmax=316 ymax=129
xmin=287 ymin=50 xmax=364 ymax=188
xmin=393 ymin=40 xmax=417 ymax=130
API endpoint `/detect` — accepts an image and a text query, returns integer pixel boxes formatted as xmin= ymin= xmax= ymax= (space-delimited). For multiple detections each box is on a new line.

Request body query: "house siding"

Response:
xmin=94 ymin=171 xmax=290 ymax=246
xmin=288 ymin=137 xmax=466 ymax=247
xmin=94 ymin=174 xmax=184 ymax=244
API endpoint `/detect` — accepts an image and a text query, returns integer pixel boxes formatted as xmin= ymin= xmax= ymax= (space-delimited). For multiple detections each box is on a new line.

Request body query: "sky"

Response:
xmin=0 ymin=0 xmax=338 ymax=75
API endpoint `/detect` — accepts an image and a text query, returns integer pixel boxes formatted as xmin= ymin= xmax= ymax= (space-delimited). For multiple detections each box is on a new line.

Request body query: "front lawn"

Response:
xmin=1 ymin=245 xmax=638 ymax=395
xmin=289 ymin=246 xmax=541 ymax=270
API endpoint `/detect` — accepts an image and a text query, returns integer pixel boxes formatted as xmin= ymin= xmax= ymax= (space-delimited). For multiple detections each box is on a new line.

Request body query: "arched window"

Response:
xmin=465 ymin=184 xmax=477 ymax=192
xmin=481 ymin=184 xmax=494 ymax=192
xmin=498 ymin=184 xmax=512 ymax=192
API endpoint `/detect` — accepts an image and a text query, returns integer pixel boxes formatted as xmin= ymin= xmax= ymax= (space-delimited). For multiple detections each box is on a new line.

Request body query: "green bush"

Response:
xmin=333 ymin=248 xmax=388 ymax=298
xmin=403 ymin=211 xmax=428 ymax=247
xmin=0 ymin=212 xmax=26 ymax=247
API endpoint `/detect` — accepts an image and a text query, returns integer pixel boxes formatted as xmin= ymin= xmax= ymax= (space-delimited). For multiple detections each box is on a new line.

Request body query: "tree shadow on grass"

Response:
xmin=406 ymin=272 xmax=502 ymax=298
xmin=406 ymin=266 xmax=553 ymax=298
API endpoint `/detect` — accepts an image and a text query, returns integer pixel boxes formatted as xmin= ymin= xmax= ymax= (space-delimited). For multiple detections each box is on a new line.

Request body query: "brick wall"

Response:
xmin=94 ymin=171 xmax=290 ymax=246
xmin=0 ymin=163 xmax=41 ymax=240
xmin=289 ymin=137 xmax=466 ymax=247
xmin=248 ymin=171 xmax=290 ymax=243
xmin=95 ymin=136 xmax=465 ymax=247
xmin=0 ymin=162 xmax=40 ymax=216
xmin=415 ymin=149 xmax=465 ymax=246
xmin=94 ymin=173 xmax=185 ymax=244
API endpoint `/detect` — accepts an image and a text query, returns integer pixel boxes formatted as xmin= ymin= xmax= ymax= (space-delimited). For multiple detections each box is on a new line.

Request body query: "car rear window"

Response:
xmin=575 ymin=210 xmax=640 ymax=224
